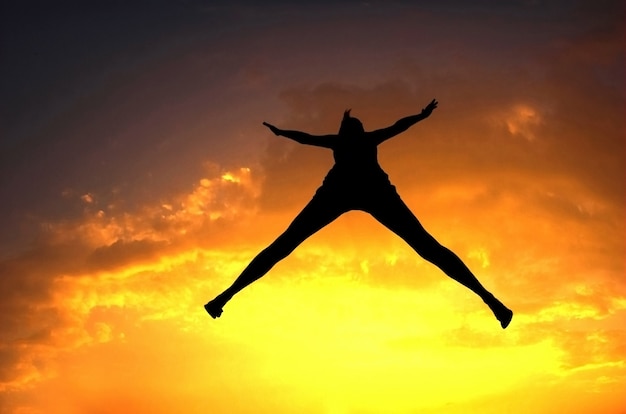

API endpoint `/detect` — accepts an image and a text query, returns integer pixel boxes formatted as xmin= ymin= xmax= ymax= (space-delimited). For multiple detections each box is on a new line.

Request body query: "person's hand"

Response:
xmin=263 ymin=122 xmax=282 ymax=136
xmin=421 ymin=99 xmax=438 ymax=117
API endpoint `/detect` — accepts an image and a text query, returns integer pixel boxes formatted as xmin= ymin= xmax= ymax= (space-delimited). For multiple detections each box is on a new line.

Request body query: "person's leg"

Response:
xmin=205 ymin=192 xmax=345 ymax=318
xmin=367 ymin=192 xmax=512 ymax=328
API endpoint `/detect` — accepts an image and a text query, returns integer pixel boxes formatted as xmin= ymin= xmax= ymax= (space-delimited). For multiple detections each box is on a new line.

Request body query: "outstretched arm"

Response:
xmin=369 ymin=99 xmax=438 ymax=145
xmin=263 ymin=122 xmax=336 ymax=148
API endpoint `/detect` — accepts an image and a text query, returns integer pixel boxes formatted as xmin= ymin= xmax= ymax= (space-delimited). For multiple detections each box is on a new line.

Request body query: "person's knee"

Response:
xmin=415 ymin=239 xmax=446 ymax=262
xmin=268 ymin=234 xmax=300 ymax=259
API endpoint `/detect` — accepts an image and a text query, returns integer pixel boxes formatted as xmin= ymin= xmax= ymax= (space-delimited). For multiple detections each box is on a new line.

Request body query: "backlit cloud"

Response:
xmin=0 ymin=166 xmax=261 ymax=393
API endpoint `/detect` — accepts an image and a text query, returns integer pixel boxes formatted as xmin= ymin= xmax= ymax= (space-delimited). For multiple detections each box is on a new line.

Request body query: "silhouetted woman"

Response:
xmin=205 ymin=99 xmax=513 ymax=328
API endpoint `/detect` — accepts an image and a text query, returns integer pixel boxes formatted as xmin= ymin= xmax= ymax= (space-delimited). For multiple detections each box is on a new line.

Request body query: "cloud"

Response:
xmin=489 ymin=103 xmax=543 ymax=142
xmin=0 ymin=165 xmax=262 ymax=391
xmin=87 ymin=239 xmax=169 ymax=271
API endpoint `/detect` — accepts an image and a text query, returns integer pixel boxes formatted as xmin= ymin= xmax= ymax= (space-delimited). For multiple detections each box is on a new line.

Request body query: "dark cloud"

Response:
xmin=87 ymin=239 xmax=169 ymax=271
xmin=257 ymin=3 xmax=624 ymax=213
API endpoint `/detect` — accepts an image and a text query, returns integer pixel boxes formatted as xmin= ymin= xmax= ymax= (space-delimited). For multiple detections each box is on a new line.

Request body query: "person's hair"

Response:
xmin=338 ymin=109 xmax=364 ymax=136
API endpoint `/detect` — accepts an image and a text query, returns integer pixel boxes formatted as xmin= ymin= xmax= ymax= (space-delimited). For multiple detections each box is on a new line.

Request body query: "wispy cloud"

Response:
xmin=0 ymin=166 xmax=261 ymax=392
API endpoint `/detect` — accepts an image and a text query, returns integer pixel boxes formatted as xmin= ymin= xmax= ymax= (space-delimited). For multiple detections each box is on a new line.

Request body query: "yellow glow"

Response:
xmin=6 ymin=227 xmax=613 ymax=413
xmin=221 ymin=172 xmax=239 ymax=183
xmin=467 ymin=248 xmax=491 ymax=268
xmin=5 ymin=152 xmax=624 ymax=414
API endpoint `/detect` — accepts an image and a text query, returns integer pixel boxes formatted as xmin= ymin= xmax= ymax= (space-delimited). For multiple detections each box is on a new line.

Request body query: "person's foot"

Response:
xmin=204 ymin=298 xmax=224 ymax=319
xmin=495 ymin=306 xmax=513 ymax=329
xmin=484 ymin=295 xmax=513 ymax=329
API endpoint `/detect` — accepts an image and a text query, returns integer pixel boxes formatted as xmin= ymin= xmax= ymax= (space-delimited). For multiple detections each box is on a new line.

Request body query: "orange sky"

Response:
xmin=1 ymin=2 xmax=624 ymax=413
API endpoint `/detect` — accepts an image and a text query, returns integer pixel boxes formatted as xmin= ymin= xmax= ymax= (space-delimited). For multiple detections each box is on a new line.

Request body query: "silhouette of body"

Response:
xmin=205 ymin=100 xmax=513 ymax=328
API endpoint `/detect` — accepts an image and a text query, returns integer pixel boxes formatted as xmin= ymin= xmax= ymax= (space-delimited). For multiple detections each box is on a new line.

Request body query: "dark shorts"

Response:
xmin=282 ymin=171 xmax=426 ymax=248
xmin=311 ymin=177 xmax=403 ymax=213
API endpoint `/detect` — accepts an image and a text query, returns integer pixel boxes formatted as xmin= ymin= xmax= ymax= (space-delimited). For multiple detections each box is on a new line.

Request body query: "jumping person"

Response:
xmin=205 ymin=99 xmax=513 ymax=328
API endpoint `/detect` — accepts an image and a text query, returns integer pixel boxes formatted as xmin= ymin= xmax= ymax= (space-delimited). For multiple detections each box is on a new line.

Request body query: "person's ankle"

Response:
xmin=214 ymin=292 xmax=232 ymax=305
xmin=481 ymin=291 xmax=496 ymax=304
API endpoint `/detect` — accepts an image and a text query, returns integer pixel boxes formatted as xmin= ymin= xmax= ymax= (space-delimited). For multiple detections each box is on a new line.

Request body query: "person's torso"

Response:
xmin=324 ymin=135 xmax=390 ymax=186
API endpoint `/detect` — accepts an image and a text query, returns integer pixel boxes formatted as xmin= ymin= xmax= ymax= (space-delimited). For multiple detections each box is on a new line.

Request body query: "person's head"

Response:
xmin=338 ymin=109 xmax=364 ymax=137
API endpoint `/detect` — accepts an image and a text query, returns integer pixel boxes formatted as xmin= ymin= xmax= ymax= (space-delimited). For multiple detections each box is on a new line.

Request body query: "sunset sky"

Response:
xmin=1 ymin=1 xmax=624 ymax=413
